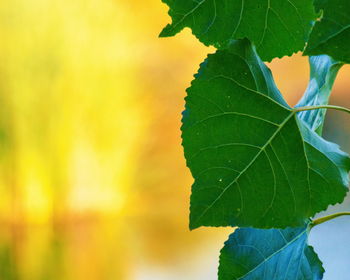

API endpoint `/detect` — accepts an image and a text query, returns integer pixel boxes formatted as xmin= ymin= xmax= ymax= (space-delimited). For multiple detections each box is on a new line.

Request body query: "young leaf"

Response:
xmin=159 ymin=0 xmax=316 ymax=61
xmin=183 ymin=40 xmax=350 ymax=229
xmin=296 ymin=55 xmax=343 ymax=134
xmin=304 ymin=0 xmax=350 ymax=64
xmin=218 ymin=225 xmax=324 ymax=279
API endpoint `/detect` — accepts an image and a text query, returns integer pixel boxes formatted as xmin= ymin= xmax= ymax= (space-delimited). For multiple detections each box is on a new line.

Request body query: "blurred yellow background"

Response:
xmin=0 ymin=0 xmax=349 ymax=279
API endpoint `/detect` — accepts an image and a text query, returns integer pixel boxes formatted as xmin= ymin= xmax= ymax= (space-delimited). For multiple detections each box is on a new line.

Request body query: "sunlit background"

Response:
xmin=0 ymin=0 xmax=349 ymax=279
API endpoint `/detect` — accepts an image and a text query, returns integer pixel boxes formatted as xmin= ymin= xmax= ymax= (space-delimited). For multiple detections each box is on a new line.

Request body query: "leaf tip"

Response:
xmin=159 ymin=25 xmax=173 ymax=38
xmin=189 ymin=216 xmax=200 ymax=231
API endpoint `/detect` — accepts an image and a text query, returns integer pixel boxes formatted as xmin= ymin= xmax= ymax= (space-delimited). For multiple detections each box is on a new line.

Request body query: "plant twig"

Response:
xmin=311 ymin=212 xmax=350 ymax=228
xmin=294 ymin=105 xmax=350 ymax=115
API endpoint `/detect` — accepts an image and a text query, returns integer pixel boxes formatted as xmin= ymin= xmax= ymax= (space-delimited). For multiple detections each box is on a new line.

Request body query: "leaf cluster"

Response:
xmin=160 ymin=0 xmax=350 ymax=278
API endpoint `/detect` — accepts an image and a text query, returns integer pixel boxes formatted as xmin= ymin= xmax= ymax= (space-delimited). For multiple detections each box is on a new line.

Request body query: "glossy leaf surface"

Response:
xmin=218 ymin=225 xmax=324 ymax=279
xmin=160 ymin=0 xmax=316 ymax=61
xmin=183 ymin=40 xmax=350 ymax=229
xmin=304 ymin=0 xmax=350 ymax=63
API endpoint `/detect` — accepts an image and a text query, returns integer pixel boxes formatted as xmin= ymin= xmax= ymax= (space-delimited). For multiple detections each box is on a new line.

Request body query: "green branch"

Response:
xmin=294 ymin=105 xmax=350 ymax=115
xmin=311 ymin=212 xmax=350 ymax=229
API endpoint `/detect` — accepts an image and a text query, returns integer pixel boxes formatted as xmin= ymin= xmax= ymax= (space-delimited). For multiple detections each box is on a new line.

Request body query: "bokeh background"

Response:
xmin=0 ymin=0 xmax=349 ymax=279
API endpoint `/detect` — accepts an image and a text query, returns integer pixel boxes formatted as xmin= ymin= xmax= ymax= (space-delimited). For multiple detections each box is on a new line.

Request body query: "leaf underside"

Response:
xmin=218 ymin=225 xmax=324 ymax=280
xmin=296 ymin=55 xmax=343 ymax=133
xmin=183 ymin=40 xmax=350 ymax=229
xmin=304 ymin=0 xmax=350 ymax=64
xmin=160 ymin=0 xmax=316 ymax=61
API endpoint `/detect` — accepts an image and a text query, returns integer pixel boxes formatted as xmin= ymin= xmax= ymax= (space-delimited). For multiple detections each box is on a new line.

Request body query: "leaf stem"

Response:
xmin=294 ymin=105 xmax=350 ymax=115
xmin=311 ymin=212 xmax=350 ymax=228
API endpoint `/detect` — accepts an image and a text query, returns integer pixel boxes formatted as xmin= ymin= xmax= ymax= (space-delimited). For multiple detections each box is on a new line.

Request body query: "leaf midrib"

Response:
xmin=169 ymin=0 xmax=207 ymax=30
xmin=192 ymin=111 xmax=295 ymax=226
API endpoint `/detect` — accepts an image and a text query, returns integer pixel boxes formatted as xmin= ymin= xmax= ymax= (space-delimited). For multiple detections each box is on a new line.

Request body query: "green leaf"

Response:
xmin=304 ymin=0 xmax=350 ymax=63
xmin=183 ymin=40 xmax=350 ymax=229
xmin=218 ymin=225 xmax=324 ymax=279
xmin=160 ymin=0 xmax=316 ymax=61
xmin=296 ymin=55 xmax=343 ymax=134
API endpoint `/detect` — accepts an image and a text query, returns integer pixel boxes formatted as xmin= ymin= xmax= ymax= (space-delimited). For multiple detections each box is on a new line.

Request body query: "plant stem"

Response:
xmin=294 ymin=105 xmax=350 ymax=115
xmin=295 ymin=56 xmax=343 ymax=134
xmin=311 ymin=212 xmax=350 ymax=228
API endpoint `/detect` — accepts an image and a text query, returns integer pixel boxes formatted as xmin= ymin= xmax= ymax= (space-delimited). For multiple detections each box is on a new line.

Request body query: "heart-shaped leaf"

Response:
xmin=218 ymin=225 xmax=324 ymax=279
xmin=160 ymin=0 xmax=316 ymax=61
xmin=183 ymin=40 xmax=350 ymax=229
xmin=304 ymin=0 xmax=350 ymax=64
